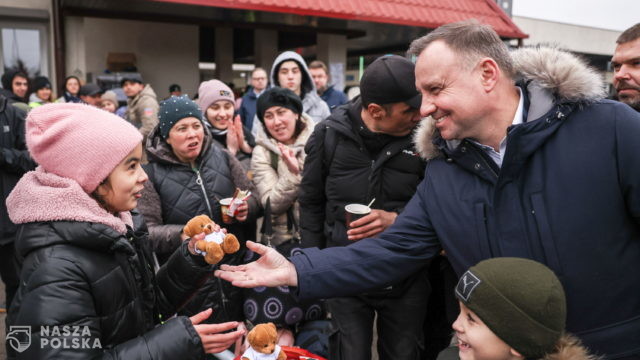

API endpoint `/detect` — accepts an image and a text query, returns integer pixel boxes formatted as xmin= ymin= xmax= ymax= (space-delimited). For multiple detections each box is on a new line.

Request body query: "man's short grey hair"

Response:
xmin=617 ymin=23 xmax=640 ymax=44
xmin=407 ymin=19 xmax=515 ymax=79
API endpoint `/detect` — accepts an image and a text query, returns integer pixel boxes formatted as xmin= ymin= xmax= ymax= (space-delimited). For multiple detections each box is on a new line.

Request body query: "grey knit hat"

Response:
xmin=158 ymin=95 xmax=203 ymax=139
xmin=101 ymin=90 xmax=119 ymax=108
xmin=455 ymin=258 xmax=566 ymax=358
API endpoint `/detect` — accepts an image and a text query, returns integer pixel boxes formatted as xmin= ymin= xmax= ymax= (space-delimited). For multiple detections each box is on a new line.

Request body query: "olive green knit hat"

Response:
xmin=455 ymin=258 xmax=566 ymax=358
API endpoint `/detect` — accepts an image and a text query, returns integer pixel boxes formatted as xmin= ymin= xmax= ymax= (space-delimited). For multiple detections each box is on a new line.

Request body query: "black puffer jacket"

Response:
xmin=0 ymin=95 xmax=35 ymax=245
xmin=7 ymin=211 xmax=209 ymax=359
xmin=299 ymin=98 xmax=426 ymax=249
xmin=140 ymin=125 xmax=260 ymax=324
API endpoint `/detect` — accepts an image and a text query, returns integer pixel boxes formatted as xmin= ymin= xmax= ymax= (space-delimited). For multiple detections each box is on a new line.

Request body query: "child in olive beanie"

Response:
xmin=440 ymin=257 xmax=596 ymax=360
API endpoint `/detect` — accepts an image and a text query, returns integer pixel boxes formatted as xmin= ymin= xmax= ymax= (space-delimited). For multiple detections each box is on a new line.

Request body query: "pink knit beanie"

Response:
xmin=196 ymin=79 xmax=234 ymax=110
xmin=26 ymin=103 xmax=143 ymax=193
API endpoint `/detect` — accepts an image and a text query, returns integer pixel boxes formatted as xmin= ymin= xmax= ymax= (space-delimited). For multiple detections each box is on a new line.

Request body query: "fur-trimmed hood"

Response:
xmin=413 ymin=46 xmax=607 ymax=160
xmin=442 ymin=334 xmax=598 ymax=360
xmin=540 ymin=334 xmax=600 ymax=360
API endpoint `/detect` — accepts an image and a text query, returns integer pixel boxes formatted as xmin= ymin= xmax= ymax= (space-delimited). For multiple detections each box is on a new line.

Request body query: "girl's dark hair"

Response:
xmin=90 ymin=178 xmax=114 ymax=214
xmin=64 ymin=76 xmax=81 ymax=89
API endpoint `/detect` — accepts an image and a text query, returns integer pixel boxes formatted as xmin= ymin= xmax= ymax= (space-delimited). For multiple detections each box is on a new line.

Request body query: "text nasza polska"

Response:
xmin=40 ymin=326 xmax=102 ymax=349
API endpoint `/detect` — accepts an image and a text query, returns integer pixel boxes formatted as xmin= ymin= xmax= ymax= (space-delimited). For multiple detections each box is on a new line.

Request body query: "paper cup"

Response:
xmin=345 ymin=203 xmax=371 ymax=227
xmin=220 ymin=198 xmax=233 ymax=224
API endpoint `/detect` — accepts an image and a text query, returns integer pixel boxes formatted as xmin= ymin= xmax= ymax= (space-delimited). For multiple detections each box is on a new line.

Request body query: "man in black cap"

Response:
xmin=78 ymin=83 xmax=104 ymax=107
xmin=121 ymin=74 xmax=159 ymax=139
xmin=298 ymin=55 xmax=429 ymax=360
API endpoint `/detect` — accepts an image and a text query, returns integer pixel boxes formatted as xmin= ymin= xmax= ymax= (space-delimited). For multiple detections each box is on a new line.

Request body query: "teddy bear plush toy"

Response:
xmin=183 ymin=214 xmax=240 ymax=264
xmin=242 ymin=323 xmax=287 ymax=360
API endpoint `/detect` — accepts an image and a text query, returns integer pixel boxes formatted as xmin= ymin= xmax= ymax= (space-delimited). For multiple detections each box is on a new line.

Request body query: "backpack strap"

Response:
xmin=269 ymin=150 xmax=279 ymax=171
xmin=322 ymin=125 xmax=338 ymax=176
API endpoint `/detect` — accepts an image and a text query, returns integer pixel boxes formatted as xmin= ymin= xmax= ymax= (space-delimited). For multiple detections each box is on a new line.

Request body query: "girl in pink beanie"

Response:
xmin=5 ymin=103 xmax=244 ymax=359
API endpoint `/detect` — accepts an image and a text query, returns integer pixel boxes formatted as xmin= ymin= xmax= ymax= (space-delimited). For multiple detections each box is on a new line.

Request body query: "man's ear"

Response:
xmin=367 ymin=103 xmax=385 ymax=120
xmin=478 ymin=57 xmax=500 ymax=92
xmin=509 ymin=348 xmax=525 ymax=359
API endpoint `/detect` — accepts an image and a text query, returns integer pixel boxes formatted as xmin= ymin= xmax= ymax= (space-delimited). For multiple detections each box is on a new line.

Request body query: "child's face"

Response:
xmin=452 ymin=302 xmax=522 ymax=360
xmin=95 ymin=144 xmax=148 ymax=213
xmin=101 ymin=101 xmax=117 ymax=113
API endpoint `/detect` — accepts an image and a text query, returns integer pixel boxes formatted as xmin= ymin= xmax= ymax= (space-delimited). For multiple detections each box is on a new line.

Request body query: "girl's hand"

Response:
xmin=186 ymin=232 xmax=205 ymax=255
xmin=190 ymin=308 xmax=245 ymax=354
xmin=277 ymin=143 xmax=300 ymax=176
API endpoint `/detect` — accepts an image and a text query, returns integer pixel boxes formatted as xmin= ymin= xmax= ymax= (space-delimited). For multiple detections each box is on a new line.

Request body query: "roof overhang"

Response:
xmin=151 ymin=0 xmax=528 ymax=39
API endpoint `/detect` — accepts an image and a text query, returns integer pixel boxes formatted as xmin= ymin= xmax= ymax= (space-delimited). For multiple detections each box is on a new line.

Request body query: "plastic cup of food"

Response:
xmin=219 ymin=198 xmax=233 ymax=224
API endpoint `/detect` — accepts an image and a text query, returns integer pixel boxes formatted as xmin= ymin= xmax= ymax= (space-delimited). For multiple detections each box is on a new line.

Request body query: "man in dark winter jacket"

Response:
xmin=217 ymin=21 xmax=640 ymax=359
xmin=612 ymin=23 xmax=640 ymax=112
xmin=1 ymin=70 xmax=29 ymax=105
xmin=299 ymin=55 xmax=428 ymax=360
xmin=309 ymin=60 xmax=348 ymax=110
xmin=0 ymin=94 xmax=35 ymax=313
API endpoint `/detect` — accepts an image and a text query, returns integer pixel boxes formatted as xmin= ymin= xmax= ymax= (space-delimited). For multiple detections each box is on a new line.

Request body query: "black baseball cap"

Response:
xmin=360 ymin=55 xmax=421 ymax=109
xmin=78 ymin=83 xmax=104 ymax=97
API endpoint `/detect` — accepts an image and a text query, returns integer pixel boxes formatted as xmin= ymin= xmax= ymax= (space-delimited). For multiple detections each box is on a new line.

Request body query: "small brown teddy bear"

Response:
xmin=183 ymin=214 xmax=240 ymax=264
xmin=242 ymin=323 xmax=287 ymax=360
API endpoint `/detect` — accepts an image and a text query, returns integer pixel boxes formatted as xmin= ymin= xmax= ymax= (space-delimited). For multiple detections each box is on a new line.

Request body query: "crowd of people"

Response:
xmin=1 ymin=18 xmax=640 ymax=360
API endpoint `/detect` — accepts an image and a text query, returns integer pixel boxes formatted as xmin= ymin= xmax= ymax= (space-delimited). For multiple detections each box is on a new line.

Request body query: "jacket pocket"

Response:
xmin=530 ymin=193 xmax=563 ymax=274
xmin=473 ymin=203 xmax=493 ymax=258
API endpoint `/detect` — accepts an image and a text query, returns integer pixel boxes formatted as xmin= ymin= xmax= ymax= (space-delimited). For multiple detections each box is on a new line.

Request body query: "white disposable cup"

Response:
xmin=345 ymin=203 xmax=371 ymax=227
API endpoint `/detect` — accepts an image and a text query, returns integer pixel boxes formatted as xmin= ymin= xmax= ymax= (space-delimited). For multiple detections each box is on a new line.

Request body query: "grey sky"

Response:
xmin=512 ymin=0 xmax=639 ymax=32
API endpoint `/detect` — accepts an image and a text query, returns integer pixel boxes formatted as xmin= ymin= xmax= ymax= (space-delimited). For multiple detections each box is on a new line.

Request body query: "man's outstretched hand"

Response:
xmin=214 ymin=241 xmax=298 ymax=287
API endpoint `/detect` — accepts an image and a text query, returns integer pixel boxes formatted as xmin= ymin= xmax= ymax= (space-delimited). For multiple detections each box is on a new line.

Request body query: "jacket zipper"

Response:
xmin=367 ymin=159 xmax=375 ymax=202
xmin=192 ymin=165 xmax=230 ymax=318
xmin=193 ymin=167 xmax=214 ymax=218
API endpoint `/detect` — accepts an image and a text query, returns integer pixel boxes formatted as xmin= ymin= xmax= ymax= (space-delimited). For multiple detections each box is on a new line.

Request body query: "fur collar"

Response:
xmin=7 ymin=167 xmax=133 ymax=234
xmin=541 ymin=334 xmax=600 ymax=360
xmin=447 ymin=334 xmax=598 ymax=360
xmin=414 ymin=46 xmax=607 ymax=160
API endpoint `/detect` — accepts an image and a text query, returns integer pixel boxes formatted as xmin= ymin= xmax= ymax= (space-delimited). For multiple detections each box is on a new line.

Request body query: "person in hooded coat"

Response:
xmin=250 ymin=52 xmax=330 ymax=137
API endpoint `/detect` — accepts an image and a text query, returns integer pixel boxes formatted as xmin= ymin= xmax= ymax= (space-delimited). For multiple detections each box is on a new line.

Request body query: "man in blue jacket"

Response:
xmin=238 ymin=67 xmax=268 ymax=129
xmin=217 ymin=20 xmax=640 ymax=359
xmin=309 ymin=60 xmax=348 ymax=110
